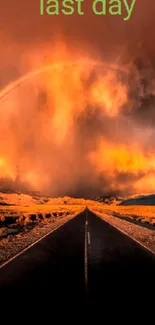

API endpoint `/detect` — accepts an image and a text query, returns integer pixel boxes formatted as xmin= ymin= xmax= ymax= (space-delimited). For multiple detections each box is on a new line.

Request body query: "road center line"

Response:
xmin=84 ymin=211 xmax=88 ymax=295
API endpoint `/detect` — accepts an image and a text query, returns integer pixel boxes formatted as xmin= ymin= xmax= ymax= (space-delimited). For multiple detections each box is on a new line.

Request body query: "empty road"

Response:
xmin=0 ymin=208 xmax=155 ymax=310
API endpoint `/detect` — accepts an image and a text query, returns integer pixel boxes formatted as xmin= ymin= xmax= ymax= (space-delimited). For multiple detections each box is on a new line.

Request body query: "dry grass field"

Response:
xmin=92 ymin=204 xmax=155 ymax=227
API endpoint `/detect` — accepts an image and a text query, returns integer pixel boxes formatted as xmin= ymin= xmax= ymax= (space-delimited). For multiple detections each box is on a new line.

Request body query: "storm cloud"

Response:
xmin=0 ymin=0 xmax=155 ymax=197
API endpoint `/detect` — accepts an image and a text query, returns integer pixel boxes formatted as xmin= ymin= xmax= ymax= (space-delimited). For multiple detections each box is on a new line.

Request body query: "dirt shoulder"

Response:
xmin=0 ymin=212 xmax=80 ymax=267
xmin=91 ymin=207 xmax=155 ymax=254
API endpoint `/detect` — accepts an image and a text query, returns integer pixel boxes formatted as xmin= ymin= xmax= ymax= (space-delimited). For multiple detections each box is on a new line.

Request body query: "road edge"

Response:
xmin=89 ymin=208 xmax=155 ymax=257
xmin=0 ymin=210 xmax=84 ymax=269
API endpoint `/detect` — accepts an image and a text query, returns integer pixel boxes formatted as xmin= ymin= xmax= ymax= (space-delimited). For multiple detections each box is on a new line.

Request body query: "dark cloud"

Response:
xmin=0 ymin=0 xmax=155 ymax=197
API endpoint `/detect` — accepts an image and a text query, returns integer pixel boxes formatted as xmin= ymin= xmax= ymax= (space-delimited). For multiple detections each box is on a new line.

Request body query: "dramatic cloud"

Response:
xmin=0 ymin=0 xmax=155 ymax=197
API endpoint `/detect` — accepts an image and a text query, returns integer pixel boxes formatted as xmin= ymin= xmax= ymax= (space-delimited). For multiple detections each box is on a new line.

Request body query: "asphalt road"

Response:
xmin=0 ymin=208 xmax=155 ymax=311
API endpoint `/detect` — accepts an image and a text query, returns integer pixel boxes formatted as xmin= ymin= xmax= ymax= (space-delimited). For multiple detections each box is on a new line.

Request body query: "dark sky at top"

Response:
xmin=0 ymin=1 xmax=154 ymax=58
xmin=0 ymin=1 xmax=155 ymax=198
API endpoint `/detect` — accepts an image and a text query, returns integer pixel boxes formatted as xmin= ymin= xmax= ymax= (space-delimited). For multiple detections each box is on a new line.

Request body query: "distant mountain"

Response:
xmin=120 ymin=194 xmax=155 ymax=206
xmin=95 ymin=196 xmax=118 ymax=205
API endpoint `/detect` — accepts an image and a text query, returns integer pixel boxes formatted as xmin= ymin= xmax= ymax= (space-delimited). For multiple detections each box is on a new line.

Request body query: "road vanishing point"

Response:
xmin=0 ymin=208 xmax=155 ymax=312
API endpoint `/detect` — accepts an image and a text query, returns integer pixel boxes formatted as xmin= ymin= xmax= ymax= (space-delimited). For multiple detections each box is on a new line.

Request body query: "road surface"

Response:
xmin=0 ymin=208 xmax=155 ymax=310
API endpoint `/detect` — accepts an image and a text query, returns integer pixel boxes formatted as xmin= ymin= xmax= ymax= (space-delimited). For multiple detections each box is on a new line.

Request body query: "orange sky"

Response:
xmin=0 ymin=0 xmax=155 ymax=197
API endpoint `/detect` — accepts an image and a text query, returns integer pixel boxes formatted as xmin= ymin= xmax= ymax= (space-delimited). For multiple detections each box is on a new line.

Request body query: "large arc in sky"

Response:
xmin=0 ymin=59 xmax=128 ymax=103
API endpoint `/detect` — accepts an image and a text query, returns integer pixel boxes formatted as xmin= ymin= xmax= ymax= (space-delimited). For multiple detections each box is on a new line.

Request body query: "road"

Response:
xmin=0 ymin=208 xmax=155 ymax=311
